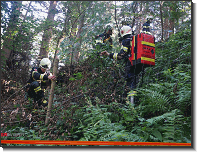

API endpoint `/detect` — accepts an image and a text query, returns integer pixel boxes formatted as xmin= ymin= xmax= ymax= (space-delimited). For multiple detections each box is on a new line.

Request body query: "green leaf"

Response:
xmin=152 ymin=130 xmax=163 ymax=142
xmin=69 ymin=77 xmax=75 ymax=81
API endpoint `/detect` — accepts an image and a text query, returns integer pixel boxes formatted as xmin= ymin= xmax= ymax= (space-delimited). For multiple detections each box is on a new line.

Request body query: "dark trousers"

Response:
xmin=124 ymin=65 xmax=144 ymax=97
xmin=126 ymin=64 xmax=143 ymax=87
xmin=27 ymin=81 xmax=44 ymax=106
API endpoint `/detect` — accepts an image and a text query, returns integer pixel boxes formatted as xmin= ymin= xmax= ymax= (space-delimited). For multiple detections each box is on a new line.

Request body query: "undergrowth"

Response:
xmin=1 ymin=25 xmax=191 ymax=146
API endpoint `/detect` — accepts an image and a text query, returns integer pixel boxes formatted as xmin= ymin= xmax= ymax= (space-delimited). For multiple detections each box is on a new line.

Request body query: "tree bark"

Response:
xmin=163 ymin=5 xmax=169 ymax=40
xmin=169 ymin=2 xmax=175 ymax=37
xmin=39 ymin=1 xmax=57 ymax=60
xmin=75 ymin=3 xmax=87 ymax=62
xmin=2 ymin=1 xmax=22 ymax=61
xmin=45 ymin=57 xmax=59 ymax=125
xmin=160 ymin=1 xmax=164 ymax=41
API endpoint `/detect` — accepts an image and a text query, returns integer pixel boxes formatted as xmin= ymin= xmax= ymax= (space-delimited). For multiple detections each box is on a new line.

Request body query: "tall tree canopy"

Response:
xmin=1 ymin=1 xmax=191 ymax=68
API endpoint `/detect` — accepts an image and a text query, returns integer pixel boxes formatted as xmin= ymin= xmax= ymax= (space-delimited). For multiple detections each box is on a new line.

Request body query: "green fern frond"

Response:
xmin=137 ymin=88 xmax=170 ymax=113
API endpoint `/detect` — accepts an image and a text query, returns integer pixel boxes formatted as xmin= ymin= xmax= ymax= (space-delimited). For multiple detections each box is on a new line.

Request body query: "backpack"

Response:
xmin=129 ymin=33 xmax=155 ymax=68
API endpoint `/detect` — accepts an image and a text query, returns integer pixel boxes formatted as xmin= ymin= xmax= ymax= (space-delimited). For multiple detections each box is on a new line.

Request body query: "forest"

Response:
xmin=1 ymin=1 xmax=192 ymax=146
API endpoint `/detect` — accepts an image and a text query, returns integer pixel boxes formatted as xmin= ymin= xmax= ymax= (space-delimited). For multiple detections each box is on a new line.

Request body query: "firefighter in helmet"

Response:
xmin=142 ymin=16 xmax=153 ymax=34
xmin=26 ymin=58 xmax=56 ymax=107
xmin=100 ymin=26 xmax=139 ymax=104
xmin=94 ymin=24 xmax=113 ymax=50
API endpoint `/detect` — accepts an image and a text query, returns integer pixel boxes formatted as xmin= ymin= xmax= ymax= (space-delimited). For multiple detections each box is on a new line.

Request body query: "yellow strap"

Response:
xmin=40 ymin=74 xmax=44 ymax=80
xmin=122 ymin=46 xmax=128 ymax=52
xmin=141 ymin=57 xmax=155 ymax=62
xmin=141 ymin=41 xmax=155 ymax=47
xmin=143 ymin=26 xmax=150 ymax=28
xmin=128 ymin=91 xmax=137 ymax=96
xmin=34 ymin=86 xmax=41 ymax=93
xmin=32 ymin=71 xmax=37 ymax=80
xmin=113 ymin=53 xmax=118 ymax=60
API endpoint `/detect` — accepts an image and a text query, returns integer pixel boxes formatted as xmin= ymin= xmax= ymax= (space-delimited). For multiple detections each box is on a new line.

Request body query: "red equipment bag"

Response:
xmin=129 ymin=33 xmax=155 ymax=67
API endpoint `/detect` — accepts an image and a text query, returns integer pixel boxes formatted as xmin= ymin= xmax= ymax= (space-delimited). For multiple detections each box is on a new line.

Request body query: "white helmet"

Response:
xmin=120 ymin=26 xmax=132 ymax=37
xmin=40 ymin=58 xmax=51 ymax=69
xmin=147 ymin=15 xmax=153 ymax=21
xmin=105 ymin=23 xmax=113 ymax=31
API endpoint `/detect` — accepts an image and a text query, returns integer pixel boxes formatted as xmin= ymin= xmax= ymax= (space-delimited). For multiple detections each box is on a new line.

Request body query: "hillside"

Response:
xmin=1 ymin=25 xmax=191 ymax=145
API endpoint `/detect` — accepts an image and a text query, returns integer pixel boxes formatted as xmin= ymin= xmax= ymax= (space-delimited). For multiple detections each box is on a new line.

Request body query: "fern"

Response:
xmin=132 ymin=109 xmax=191 ymax=143
xmin=136 ymin=88 xmax=170 ymax=117
xmin=162 ymin=109 xmax=187 ymax=142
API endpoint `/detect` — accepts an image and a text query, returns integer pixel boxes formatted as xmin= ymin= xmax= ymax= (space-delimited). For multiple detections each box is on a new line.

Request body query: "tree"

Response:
xmin=160 ymin=1 xmax=164 ymax=41
xmin=39 ymin=1 xmax=58 ymax=59
xmin=1 ymin=1 xmax=22 ymax=66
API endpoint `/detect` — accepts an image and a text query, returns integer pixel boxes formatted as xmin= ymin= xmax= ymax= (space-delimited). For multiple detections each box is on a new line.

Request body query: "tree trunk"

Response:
xmin=169 ymin=2 xmax=175 ymax=37
xmin=163 ymin=5 xmax=169 ymax=40
xmin=136 ymin=1 xmax=143 ymax=34
xmin=75 ymin=3 xmax=87 ymax=62
xmin=45 ymin=57 xmax=59 ymax=125
xmin=2 ymin=1 xmax=22 ymax=61
xmin=160 ymin=1 xmax=164 ymax=41
xmin=39 ymin=1 xmax=57 ymax=59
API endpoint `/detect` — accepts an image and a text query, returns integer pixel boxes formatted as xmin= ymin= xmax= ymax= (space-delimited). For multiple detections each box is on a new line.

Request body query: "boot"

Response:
xmin=37 ymin=98 xmax=48 ymax=107
xmin=127 ymin=90 xmax=137 ymax=105
xmin=42 ymin=100 xmax=48 ymax=107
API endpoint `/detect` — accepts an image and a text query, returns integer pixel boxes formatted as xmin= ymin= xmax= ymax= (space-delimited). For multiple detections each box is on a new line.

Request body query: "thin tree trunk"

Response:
xmin=45 ymin=57 xmax=59 ymax=125
xmin=75 ymin=3 xmax=87 ymax=62
xmin=39 ymin=1 xmax=57 ymax=59
xmin=45 ymin=15 xmax=67 ymax=125
xmin=160 ymin=1 xmax=164 ymax=41
xmin=169 ymin=2 xmax=175 ymax=36
xmin=163 ymin=5 xmax=169 ymax=40
xmin=131 ymin=2 xmax=137 ymax=29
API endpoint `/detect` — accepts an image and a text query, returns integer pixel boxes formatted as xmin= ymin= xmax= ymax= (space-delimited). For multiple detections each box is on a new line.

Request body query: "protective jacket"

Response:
xmin=26 ymin=67 xmax=51 ymax=106
xmin=27 ymin=67 xmax=51 ymax=87
xmin=95 ymin=33 xmax=113 ymax=49
xmin=142 ymin=20 xmax=151 ymax=34
xmin=109 ymin=34 xmax=141 ymax=90
xmin=109 ymin=34 xmax=132 ymax=68
xmin=100 ymin=33 xmax=112 ymax=45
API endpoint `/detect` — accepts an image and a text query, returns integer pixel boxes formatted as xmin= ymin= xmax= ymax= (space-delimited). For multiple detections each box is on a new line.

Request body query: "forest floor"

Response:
xmin=1 ymin=55 xmax=129 ymax=138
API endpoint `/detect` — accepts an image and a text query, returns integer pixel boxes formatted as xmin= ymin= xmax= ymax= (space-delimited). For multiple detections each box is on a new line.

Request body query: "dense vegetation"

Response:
xmin=1 ymin=1 xmax=191 ymax=146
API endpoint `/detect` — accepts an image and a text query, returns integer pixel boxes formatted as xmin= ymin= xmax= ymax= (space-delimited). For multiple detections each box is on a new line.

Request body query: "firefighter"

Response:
xmin=94 ymin=24 xmax=113 ymax=50
xmin=100 ymin=25 xmax=139 ymax=104
xmin=142 ymin=16 xmax=153 ymax=34
xmin=26 ymin=58 xmax=56 ymax=107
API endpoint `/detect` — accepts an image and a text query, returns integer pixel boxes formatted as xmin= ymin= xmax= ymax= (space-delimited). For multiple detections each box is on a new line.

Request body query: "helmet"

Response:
xmin=105 ymin=24 xmax=113 ymax=32
xmin=147 ymin=16 xmax=153 ymax=22
xmin=120 ymin=26 xmax=132 ymax=37
xmin=40 ymin=58 xmax=51 ymax=69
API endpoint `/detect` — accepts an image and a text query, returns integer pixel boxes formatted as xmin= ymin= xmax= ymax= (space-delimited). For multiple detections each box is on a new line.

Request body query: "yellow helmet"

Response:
xmin=40 ymin=58 xmax=51 ymax=69
xmin=120 ymin=26 xmax=132 ymax=37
